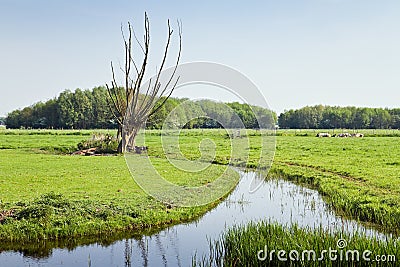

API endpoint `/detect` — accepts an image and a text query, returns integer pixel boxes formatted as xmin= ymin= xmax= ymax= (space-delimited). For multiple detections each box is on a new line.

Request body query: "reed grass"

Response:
xmin=194 ymin=221 xmax=399 ymax=267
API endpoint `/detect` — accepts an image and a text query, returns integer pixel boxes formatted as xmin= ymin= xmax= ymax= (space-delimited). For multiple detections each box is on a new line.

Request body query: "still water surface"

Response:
xmin=0 ymin=171 xmax=384 ymax=267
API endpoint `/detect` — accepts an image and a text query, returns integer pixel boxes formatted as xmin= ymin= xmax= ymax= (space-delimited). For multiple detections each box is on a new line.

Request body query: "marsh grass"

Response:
xmin=194 ymin=221 xmax=399 ymax=267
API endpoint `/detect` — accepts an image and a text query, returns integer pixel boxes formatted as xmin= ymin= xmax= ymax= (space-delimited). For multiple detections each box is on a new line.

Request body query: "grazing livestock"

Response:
xmin=125 ymin=145 xmax=148 ymax=153
xmin=316 ymin=133 xmax=331 ymax=137
xmin=335 ymin=133 xmax=352 ymax=138
xmin=334 ymin=132 xmax=364 ymax=138
xmin=352 ymin=133 xmax=364 ymax=138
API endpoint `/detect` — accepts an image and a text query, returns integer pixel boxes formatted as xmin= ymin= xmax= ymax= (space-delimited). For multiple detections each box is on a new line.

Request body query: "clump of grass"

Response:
xmin=39 ymin=145 xmax=78 ymax=154
xmin=16 ymin=204 xmax=54 ymax=220
xmin=0 ymin=192 xmax=142 ymax=242
xmin=195 ymin=221 xmax=399 ymax=267
xmin=0 ymin=191 xmax=225 ymax=244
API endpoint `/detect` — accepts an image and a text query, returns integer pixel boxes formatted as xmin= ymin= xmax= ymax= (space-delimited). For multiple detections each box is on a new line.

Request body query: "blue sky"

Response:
xmin=1 ymin=0 xmax=399 ymax=116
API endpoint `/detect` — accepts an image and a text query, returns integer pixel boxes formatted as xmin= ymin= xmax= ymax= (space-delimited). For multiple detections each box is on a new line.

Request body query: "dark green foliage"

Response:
xmin=279 ymin=105 xmax=398 ymax=129
xmin=34 ymin=192 xmax=71 ymax=208
xmin=5 ymin=87 xmax=277 ymax=130
xmin=16 ymin=205 xmax=54 ymax=220
xmin=14 ymin=193 xmax=70 ymax=221
xmin=6 ymin=87 xmax=118 ymax=130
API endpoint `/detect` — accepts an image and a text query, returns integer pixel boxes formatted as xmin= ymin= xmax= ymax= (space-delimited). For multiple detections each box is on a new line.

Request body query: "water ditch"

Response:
xmin=0 ymin=171 xmax=391 ymax=266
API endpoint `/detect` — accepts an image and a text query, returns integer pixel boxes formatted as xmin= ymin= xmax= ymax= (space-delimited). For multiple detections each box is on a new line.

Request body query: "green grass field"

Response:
xmin=0 ymin=129 xmax=239 ymax=242
xmin=0 ymin=129 xmax=399 ymax=244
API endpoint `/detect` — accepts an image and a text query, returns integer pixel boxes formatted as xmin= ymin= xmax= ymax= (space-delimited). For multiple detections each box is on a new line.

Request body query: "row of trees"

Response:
xmin=8 ymin=95 xmax=400 ymax=130
xmin=6 ymin=87 xmax=114 ymax=129
xmin=5 ymin=87 xmax=277 ymax=130
xmin=278 ymin=105 xmax=400 ymax=129
xmin=148 ymin=98 xmax=277 ymax=129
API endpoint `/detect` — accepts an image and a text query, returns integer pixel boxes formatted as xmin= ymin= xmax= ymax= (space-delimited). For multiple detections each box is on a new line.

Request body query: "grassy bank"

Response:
xmin=195 ymin=221 xmax=398 ymax=267
xmin=270 ymin=136 xmax=400 ymax=232
xmin=0 ymin=130 xmax=239 ymax=243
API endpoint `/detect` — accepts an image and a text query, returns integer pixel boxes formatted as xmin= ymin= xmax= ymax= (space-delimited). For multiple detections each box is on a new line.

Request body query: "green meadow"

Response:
xmin=0 ymin=129 xmax=238 ymax=242
xmin=0 ymin=129 xmax=399 ymax=245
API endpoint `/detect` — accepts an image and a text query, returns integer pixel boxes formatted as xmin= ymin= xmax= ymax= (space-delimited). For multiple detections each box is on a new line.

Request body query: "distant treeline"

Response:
xmin=5 ymin=86 xmax=277 ymax=129
xmin=278 ymin=105 xmax=400 ymax=129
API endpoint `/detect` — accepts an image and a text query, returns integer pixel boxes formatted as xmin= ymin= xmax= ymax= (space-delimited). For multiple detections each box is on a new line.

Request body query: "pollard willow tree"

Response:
xmin=106 ymin=13 xmax=182 ymax=153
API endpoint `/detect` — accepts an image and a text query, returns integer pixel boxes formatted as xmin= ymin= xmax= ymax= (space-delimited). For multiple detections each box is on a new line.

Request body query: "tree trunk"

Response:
xmin=117 ymin=139 xmax=123 ymax=153
xmin=120 ymin=126 xmax=139 ymax=153
xmin=121 ymin=131 xmax=130 ymax=153
xmin=117 ymin=124 xmax=122 ymax=139
xmin=127 ymin=127 xmax=139 ymax=151
xmin=117 ymin=124 xmax=123 ymax=153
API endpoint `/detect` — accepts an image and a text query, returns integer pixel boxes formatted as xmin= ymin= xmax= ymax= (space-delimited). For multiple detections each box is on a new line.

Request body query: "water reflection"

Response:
xmin=0 ymin=171 xmax=394 ymax=266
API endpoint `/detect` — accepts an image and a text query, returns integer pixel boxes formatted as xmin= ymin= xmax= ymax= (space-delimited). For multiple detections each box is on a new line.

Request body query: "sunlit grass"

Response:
xmin=1 ymin=129 xmax=399 ymax=243
xmin=0 ymin=130 xmax=234 ymax=242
